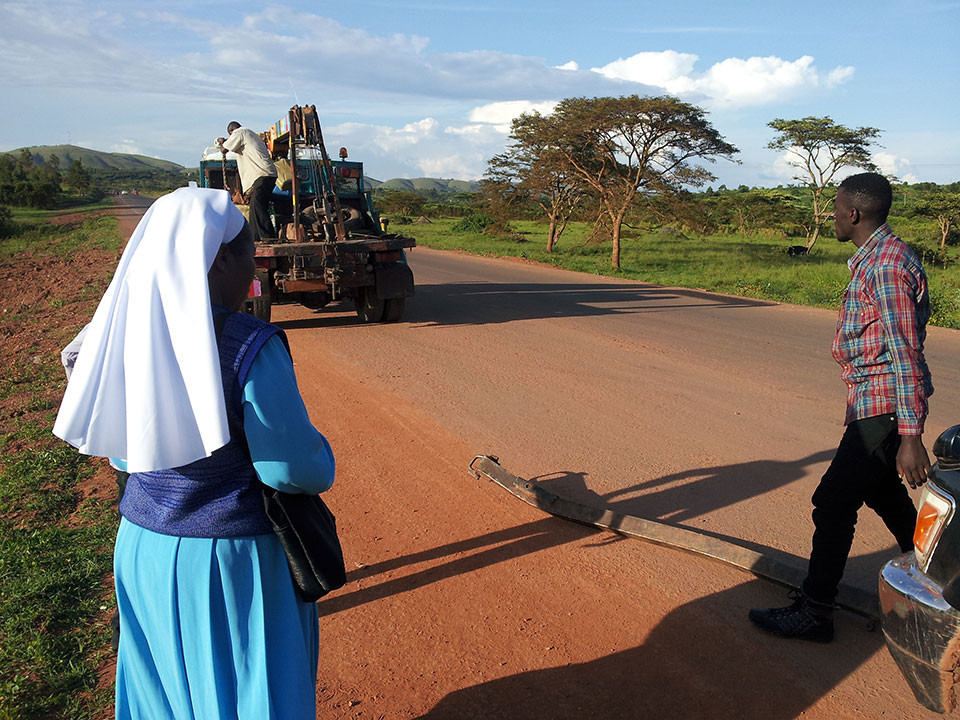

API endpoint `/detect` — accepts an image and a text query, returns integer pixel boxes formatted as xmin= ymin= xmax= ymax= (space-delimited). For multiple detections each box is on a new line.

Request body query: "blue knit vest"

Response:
xmin=119 ymin=311 xmax=286 ymax=538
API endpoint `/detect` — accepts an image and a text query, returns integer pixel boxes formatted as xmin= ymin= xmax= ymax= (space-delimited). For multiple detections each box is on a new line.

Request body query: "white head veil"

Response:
xmin=53 ymin=187 xmax=247 ymax=473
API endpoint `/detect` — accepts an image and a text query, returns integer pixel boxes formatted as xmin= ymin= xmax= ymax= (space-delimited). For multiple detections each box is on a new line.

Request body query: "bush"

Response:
xmin=451 ymin=212 xmax=494 ymax=233
xmin=0 ymin=205 xmax=17 ymax=239
xmin=928 ymin=276 xmax=960 ymax=329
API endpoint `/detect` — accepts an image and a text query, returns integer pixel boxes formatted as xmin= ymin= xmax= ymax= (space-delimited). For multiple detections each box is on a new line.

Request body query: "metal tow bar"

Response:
xmin=469 ymin=454 xmax=879 ymax=625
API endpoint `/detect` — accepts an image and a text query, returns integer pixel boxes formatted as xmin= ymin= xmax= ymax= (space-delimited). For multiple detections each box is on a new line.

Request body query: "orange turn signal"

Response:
xmin=915 ymin=502 xmax=942 ymax=555
xmin=913 ymin=484 xmax=955 ymax=571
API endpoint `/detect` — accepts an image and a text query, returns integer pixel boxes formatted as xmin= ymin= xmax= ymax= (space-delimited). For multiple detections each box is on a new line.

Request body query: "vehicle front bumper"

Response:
xmin=879 ymin=553 xmax=960 ymax=713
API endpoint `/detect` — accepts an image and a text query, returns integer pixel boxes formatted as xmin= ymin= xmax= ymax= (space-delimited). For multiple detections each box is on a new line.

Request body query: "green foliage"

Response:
xmin=451 ymin=212 xmax=495 ymax=233
xmin=64 ymin=159 xmax=92 ymax=197
xmin=0 ymin=205 xmax=17 ymax=239
xmin=0 ymin=154 xmax=62 ymax=209
xmin=375 ymin=189 xmax=426 ymax=217
xmin=90 ymin=167 xmax=190 ymax=195
xmin=1 ymin=211 xmax=119 ymax=260
xmin=488 ymin=95 xmax=739 ymax=269
xmin=767 ymin=116 xmax=882 ymax=250
xmin=928 ymin=275 xmax=960 ymax=328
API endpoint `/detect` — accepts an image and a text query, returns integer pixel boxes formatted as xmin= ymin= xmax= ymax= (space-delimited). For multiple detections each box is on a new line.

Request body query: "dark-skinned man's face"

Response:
xmin=834 ymin=188 xmax=856 ymax=243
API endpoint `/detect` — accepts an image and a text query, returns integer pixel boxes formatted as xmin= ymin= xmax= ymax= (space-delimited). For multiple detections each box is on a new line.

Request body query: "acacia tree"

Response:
xmin=377 ymin=189 xmax=425 ymax=217
xmin=485 ymin=113 xmax=585 ymax=253
xmin=768 ymin=116 xmax=880 ymax=251
xmin=545 ymin=95 xmax=738 ymax=269
xmin=914 ymin=191 xmax=960 ymax=248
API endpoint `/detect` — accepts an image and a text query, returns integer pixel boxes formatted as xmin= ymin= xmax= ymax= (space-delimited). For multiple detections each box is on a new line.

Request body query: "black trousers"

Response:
xmin=249 ymin=175 xmax=276 ymax=241
xmin=802 ymin=413 xmax=918 ymax=605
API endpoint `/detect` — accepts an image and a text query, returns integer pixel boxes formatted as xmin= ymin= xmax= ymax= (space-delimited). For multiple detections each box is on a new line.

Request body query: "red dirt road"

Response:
xmin=274 ymin=246 xmax=960 ymax=720
xmin=110 ymin=199 xmax=958 ymax=718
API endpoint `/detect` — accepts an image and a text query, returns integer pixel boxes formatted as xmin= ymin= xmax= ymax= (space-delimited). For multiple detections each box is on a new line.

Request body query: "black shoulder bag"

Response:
xmin=262 ymin=486 xmax=346 ymax=601
xmin=214 ymin=311 xmax=346 ymax=602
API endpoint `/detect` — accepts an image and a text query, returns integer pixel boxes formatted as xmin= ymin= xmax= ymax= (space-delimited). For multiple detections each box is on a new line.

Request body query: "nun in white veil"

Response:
xmin=54 ymin=188 xmax=335 ymax=720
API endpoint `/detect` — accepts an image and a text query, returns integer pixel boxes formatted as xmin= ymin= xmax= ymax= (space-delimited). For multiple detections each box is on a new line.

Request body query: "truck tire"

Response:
xmin=250 ymin=296 xmax=272 ymax=322
xmin=248 ymin=269 xmax=272 ymax=322
xmin=354 ymin=287 xmax=384 ymax=323
xmin=342 ymin=207 xmax=364 ymax=233
xmin=382 ymin=298 xmax=405 ymax=322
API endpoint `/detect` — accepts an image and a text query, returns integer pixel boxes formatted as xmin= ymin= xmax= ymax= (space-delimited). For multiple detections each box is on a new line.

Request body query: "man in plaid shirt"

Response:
xmin=750 ymin=172 xmax=933 ymax=642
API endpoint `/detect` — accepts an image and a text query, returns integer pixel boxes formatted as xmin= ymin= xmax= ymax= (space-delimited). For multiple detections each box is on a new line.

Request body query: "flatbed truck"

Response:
xmin=199 ymin=105 xmax=415 ymax=323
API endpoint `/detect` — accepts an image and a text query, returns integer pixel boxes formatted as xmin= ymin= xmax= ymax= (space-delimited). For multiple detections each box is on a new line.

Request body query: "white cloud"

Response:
xmin=0 ymin=3 xmax=657 ymax=105
xmin=328 ymin=118 xmax=493 ymax=180
xmin=767 ymin=148 xmax=919 ymax=187
xmin=770 ymin=150 xmax=800 ymax=181
xmin=826 ymin=66 xmax=855 ymax=87
xmin=556 ymin=61 xmax=579 ymax=71
xmin=111 ymin=140 xmax=143 ymax=155
xmin=593 ymin=51 xmax=854 ymax=107
xmin=592 ymin=50 xmax=698 ymax=91
xmin=466 ymin=100 xmax=559 ymax=132
xmin=872 ymin=151 xmax=917 ymax=183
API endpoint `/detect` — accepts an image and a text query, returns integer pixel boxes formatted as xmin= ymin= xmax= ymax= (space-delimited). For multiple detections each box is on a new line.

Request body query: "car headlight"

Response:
xmin=915 ymin=482 xmax=956 ymax=572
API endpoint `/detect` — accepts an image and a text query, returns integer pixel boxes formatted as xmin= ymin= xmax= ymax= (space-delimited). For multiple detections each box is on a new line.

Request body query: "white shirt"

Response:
xmin=221 ymin=127 xmax=277 ymax=193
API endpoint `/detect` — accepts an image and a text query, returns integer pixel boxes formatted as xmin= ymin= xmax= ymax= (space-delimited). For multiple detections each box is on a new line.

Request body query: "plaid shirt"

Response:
xmin=832 ymin=224 xmax=933 ymax=434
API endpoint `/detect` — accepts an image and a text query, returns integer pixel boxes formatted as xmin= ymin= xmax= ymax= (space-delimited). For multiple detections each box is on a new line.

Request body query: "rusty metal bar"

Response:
xmin=280 ymin=279 xmax=329 ymax=293
xmin=469 ymin=454 xmax=879 ymax=623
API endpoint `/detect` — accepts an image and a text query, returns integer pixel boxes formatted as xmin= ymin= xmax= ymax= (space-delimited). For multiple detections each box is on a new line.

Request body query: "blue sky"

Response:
xmin=1 ymin=0 xmax=958 ymax=186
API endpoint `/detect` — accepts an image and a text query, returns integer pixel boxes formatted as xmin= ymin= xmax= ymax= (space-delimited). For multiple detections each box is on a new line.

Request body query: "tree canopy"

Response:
xmin=489 ymin=95 xmax=738 ymax=268
xmin=767 ymin=116 xmax=881 ymax=250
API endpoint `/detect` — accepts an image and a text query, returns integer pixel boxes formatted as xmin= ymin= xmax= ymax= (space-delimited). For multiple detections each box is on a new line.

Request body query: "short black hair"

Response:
xmin=839 ymin=172 xmax=892 ymax=222
xmin=226 ymin=121 xmax=241 ymax=133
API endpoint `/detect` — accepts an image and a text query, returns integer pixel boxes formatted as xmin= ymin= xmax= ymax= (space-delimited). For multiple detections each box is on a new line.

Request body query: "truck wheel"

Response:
xmin=354 ymin=288 xmax=384 ymax=323
xmin=248 ymin=269 xmax=272 ymax=322
xmin=342 ymin=207 xmax=364 ymax=233
xmin=250 ymin=296 xmax=272 ymax=322
xmin=382 ymin=298 xmax=405 ymax=322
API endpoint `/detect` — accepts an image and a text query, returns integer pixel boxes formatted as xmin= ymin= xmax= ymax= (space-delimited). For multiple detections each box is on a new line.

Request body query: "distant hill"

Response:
xmin=3 ymin=145 xmax=186 ymax=173
xmin=4 ymin=145 xmax=480 ymax=193
xmin=367 ymin=177 xmax=480 ymax=194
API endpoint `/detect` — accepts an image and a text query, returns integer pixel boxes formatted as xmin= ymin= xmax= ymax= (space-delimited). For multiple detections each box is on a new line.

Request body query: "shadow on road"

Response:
xmin=327 ymin=450 xmax=904 ymax=618
xmin=416 ymin=567 xmax=893 ymax=720
xmin=319 ymin=518 xmax=597 ymax=617
xmin=403 ymin=281 xmax=773 ymax=327
xmin=269 ymin=278 xmax=774 ymax=331
xmin=533 ymin=449 xmax=905 ymax=593
xmin=534 ymin=449 xmax=835 ymax=524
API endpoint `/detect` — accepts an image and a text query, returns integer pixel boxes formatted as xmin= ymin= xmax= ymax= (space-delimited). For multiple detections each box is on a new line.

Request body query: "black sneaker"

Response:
xmin=748 ymin=592 xmax=834 ymax=643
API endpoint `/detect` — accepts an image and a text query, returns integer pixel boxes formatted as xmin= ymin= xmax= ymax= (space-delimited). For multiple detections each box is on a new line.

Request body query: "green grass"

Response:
xmin=409 ymin=218 xmax=960 ymax=329
xmin=1 ymin=214 xmax=120 ymax=261
xmin=0 ymin=214 xmax=120 ymax=719
xmin=8 ymin=197 xmax=115 ymax=223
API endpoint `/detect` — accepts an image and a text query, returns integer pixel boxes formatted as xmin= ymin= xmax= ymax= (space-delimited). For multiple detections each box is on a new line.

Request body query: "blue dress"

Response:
xmin=114 ymin=336 xmax=335 ymax=720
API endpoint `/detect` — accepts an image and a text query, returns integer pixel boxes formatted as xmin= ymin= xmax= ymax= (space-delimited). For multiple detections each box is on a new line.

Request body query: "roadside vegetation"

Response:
xmin=0 ymin=203 xmax=123 ymax=718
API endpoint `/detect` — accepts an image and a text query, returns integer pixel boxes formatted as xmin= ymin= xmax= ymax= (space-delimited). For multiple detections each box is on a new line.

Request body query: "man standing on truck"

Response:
xmin=217 ymin=121 xmax=277 ymax=241
xmin=749 ymin=172 xmax=934 ymax=643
